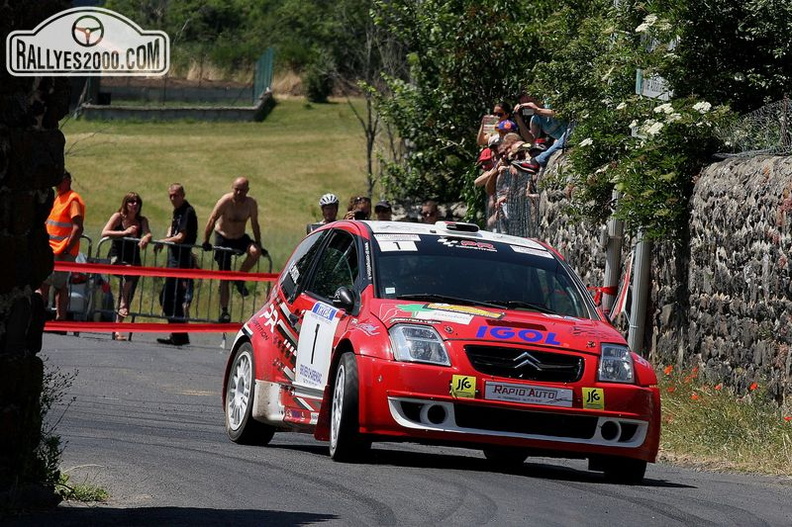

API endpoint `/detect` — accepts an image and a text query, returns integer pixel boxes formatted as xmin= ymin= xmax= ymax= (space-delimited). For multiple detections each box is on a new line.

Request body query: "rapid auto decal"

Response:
xmin=475 ymin=325 xmax=562 ymax=346
xmin=437 ymin=238 xmax=497 ymax=252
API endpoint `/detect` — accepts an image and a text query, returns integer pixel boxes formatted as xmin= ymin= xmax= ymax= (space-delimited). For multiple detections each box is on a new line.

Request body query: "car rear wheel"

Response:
xmin=482 ymin=447 xmax=529 ymax=469
xmin=329 ymin=352 xmax=370 ymax=461
xmin=590 ymin=455 xmax=647 ymax=484
xmin=225 ymin=342 xmax=275 ymax=445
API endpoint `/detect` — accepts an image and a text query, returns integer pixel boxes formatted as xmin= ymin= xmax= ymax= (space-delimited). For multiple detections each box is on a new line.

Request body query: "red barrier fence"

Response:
xmin=43 ymin=237 xmax=279 ymax=336
xmin=51 ymin=261 xmax=278 ymax=282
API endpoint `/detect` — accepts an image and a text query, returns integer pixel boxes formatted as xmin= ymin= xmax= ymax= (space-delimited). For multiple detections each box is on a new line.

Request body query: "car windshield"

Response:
xmin=372 ymin=234 xmax=596 ymax=319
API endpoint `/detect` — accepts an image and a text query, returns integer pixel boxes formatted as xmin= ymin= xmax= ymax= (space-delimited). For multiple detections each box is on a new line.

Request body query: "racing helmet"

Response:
xmin=319 ymin=193 xmax=339 ymax=207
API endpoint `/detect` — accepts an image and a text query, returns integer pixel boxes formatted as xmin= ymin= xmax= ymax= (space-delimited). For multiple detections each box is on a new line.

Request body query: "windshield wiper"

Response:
xmin=395 ymin=293 xmax=504 ymax=309
xmin=483 ymin=299 xmax=557 ymax=314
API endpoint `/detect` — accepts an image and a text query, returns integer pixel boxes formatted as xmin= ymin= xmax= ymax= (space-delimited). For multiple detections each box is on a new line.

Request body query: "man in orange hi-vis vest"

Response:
xmin=40 ymin=171 xmax=85 ymax=324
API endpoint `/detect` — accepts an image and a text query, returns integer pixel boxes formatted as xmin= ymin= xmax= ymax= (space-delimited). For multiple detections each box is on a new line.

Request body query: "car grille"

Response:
xmin=454 ymin=404 xmax=597 ymax=439
xmin=464 ymin=345 xmax=584 ymax=382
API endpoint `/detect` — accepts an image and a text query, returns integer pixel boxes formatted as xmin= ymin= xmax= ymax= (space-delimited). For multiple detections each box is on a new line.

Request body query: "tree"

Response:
xmin=371 ymin=0 xmax=552 ymax=209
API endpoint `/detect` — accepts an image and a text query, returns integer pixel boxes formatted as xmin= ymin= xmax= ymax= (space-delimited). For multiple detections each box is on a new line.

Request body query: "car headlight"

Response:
xmin=598 ymin=344 xmax=634 ymax=383
xmin=389 ymin=324 xmax=450 ymax=366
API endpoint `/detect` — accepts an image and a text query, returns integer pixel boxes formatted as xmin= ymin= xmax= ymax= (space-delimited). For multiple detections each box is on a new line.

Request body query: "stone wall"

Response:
xmin=534 ymin=154 xmax=792 ymax=402
xmin=688 ymin=156 xmax=792 ymax=400
xmin=0 ymin=0 xmax=71 ymax=508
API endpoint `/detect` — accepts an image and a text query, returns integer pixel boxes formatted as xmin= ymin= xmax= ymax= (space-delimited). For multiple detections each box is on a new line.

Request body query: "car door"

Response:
xmin=282 ymin=228 xmax=362 ymax=413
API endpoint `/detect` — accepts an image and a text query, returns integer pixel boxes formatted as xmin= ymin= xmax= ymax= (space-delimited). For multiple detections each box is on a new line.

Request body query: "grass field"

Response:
xmin=62 ymin=96 xmax=373 ymax=270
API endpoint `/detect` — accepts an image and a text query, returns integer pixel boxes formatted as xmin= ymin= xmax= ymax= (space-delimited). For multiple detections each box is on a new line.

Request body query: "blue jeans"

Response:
xmin=535 ymin=125 xmax=573 ymax=167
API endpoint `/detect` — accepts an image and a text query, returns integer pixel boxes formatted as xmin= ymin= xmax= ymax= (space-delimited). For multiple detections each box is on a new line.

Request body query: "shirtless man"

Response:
xmin=203 ymin=177 xmax=264 ymax=323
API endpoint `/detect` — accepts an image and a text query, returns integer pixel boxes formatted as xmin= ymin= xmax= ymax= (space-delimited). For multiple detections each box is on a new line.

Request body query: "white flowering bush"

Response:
xmin=530 ymin=3 xmax=733 ymax=240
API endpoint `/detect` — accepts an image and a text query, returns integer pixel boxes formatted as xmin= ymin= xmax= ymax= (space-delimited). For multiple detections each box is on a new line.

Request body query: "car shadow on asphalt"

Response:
xmin=4 ymin=506 xmax=336 ymax=527
xmin=271 ymin=441 xmax=694 ymax=489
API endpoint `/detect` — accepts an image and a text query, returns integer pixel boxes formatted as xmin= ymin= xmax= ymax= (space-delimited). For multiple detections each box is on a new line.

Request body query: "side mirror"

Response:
xmin=332 ymin=286 xmax=356 ymax=312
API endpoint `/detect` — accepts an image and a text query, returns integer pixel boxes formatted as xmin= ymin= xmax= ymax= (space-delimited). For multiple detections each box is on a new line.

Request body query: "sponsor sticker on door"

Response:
xmin=485 ymin=381 xmax=573 ymax=407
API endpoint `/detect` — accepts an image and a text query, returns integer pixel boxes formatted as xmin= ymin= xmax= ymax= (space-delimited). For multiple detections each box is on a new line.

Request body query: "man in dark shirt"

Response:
xmin=154 ymin=183 xmax=198 ymax=345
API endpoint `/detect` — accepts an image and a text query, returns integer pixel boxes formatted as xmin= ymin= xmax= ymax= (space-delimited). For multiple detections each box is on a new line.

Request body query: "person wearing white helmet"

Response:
xmin=306 ymin=193 xmax=339 ymax=233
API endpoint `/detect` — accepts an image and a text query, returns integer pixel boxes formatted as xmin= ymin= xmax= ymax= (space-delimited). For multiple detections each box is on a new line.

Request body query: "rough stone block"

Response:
xmin=6 ymin=129 xmax=65 ymax=190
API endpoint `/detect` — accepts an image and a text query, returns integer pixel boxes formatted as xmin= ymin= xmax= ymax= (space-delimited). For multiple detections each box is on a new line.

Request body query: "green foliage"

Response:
xmin=303 ymin=50 xmax=335 ymax=103
xmin=371 ymin=0 xmax=552 ymax=204
xmin=661 ymin=0 xmax=792 ymax=112
xmin=105 ymin=0 xmax=386 ymax=79
xmin=56 ymin=473 xmax=109 ymax=503
xmin=29 ymin=363 xmax=76 ymax=488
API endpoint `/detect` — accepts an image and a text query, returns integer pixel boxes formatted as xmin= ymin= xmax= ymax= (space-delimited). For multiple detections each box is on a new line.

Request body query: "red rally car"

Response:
xmin=222 ymin=220 xmax=660 ymax=483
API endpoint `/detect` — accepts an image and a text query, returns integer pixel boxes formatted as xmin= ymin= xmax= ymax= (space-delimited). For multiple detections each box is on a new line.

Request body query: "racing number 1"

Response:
xmin=310 ymin=323 xmax=320 ymax=364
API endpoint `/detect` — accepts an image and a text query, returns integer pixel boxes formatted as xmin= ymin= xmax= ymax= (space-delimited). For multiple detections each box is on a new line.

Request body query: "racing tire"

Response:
xmin=482 ymin=447 xmax=529 ymax=469
xmin=225 ymin=342 xmax=275 ymax=445
xmin=592 ymin=456 xmax=647 ymax=484
xmin=329 ymin=352 xmax=370 ymax=462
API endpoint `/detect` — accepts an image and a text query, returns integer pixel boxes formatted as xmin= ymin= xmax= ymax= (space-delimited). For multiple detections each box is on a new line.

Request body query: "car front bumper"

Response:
xmin=356 ymin=355 xmax=660 ymax=462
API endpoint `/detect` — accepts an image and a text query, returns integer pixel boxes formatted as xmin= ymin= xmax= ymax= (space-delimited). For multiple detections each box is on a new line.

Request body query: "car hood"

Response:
xmin=373 ymin=300 xmax=624 ymax=353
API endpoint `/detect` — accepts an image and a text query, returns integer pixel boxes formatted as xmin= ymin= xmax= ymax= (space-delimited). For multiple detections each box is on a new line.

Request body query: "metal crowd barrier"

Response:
xmin=44 ymin=236 xmax=276 ymax=340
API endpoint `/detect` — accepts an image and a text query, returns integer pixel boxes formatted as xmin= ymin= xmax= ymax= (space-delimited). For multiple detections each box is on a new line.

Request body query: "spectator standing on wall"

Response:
xmin=101 ymin=191 xmax=152 ymax=341
xmin=516 ymin=94 xmax=571 ymax=168
xmin=154 ymin=183 xmax=197 ymax=346
xmin=40 ymin=170 xmax=85 ymax=325
xmin=203 ymin=177 xmax=264 ymax=323
xmin=307 ymin=193 xmax=339 ymax=233
xmin=477 ymin=101 xmax=518 ymax=146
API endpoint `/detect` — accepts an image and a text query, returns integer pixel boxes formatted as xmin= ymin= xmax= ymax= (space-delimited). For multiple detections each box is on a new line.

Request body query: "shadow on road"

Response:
xmin=270 ymin=441 xmax=694 ymax=489
xmin=6 ymin=506 xmax=336 ymax=526
xmin=370 ymin=447 xmax=695 ymax=488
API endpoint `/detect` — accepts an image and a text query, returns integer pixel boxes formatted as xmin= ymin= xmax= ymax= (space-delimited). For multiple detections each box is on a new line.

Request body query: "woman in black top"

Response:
xmin=101 ymin=192 xmax=152 ymax=340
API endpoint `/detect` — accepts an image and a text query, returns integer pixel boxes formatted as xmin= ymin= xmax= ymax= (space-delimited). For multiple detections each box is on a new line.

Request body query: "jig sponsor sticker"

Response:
xmin=450 ymin=375 xmax=476 ymax=398
xmin=582 ymin=388 xmax=605 ymax=410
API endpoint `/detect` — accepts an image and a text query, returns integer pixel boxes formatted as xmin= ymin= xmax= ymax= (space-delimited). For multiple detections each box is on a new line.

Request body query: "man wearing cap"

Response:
xmin=374 ymin=200 xmax=392 ymax=221
xmin=307 ymin=193 xmax=339 ymax=233
xmin=40 ymin=170 xmax=85 ymax=324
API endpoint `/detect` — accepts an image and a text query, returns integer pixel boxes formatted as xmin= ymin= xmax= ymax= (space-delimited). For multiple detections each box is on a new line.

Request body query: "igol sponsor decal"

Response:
xmin=475 ymin=325 xmax=561 ymax=346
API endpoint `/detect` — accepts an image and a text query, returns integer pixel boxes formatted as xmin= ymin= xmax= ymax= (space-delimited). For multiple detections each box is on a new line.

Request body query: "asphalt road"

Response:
xmin=9 ymin=332 xmax=792 ymax=526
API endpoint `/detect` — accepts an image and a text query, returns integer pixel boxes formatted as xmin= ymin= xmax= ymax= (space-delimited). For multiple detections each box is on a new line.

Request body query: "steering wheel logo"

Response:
xmin=72 ymin=15 xmax=104 ymax=47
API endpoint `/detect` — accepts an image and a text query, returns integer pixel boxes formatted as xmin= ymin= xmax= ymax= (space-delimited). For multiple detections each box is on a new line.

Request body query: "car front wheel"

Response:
xmin=329 ymin=352 xmax=370 ymax=461
xmin=482 ymin=447 xmax=529 ymax=469
xmin=590 ymin=455 xmax=647 ymax=484
xmin=225 ymin=342 xmax=275 ymax=445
